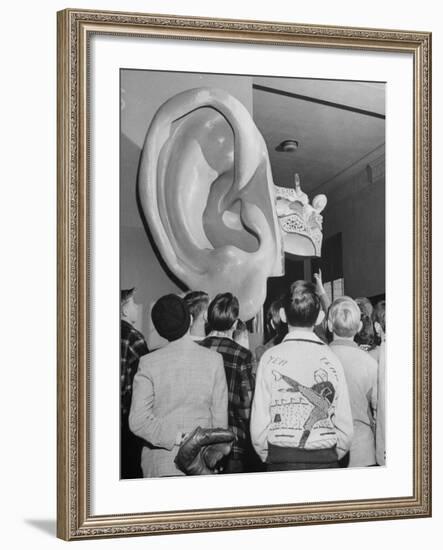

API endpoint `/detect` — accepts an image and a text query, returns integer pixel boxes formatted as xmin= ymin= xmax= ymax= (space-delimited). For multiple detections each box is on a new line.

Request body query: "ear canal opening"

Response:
xmin=219 ymin=199 xmax=261 ymax=253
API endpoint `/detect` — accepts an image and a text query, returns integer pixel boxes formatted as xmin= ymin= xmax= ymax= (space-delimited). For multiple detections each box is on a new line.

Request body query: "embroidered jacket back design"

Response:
xmin=268 ymin=362 xmax=339 ymax=449
xmin=251 ymin=332 xmax=354 ymax=462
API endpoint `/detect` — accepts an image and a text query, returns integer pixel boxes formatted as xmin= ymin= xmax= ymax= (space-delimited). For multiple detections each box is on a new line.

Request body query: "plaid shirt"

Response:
xmin=121 ymin=320 xmax=149 ymax=417
xmin=199 ymin=336 xmax=255 ymax=459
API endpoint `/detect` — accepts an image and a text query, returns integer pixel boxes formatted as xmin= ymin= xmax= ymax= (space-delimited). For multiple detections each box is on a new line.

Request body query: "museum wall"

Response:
xmin=322 ymin=153 xmax=386 ymax=299
xmin=120 ymin=70 xmax=253 ymax=341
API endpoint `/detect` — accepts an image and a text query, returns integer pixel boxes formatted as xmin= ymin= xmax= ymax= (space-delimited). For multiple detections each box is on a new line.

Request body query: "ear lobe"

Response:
xmin=358 ymin=320 xmax=363 ymax=332
xmin=327 ymin=319 xmax=333 ymax=333
xmin=315 ymin=309 xmax=325 ymax=326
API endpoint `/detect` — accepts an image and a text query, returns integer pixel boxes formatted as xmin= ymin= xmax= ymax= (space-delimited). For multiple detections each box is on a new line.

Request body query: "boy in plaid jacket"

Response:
xmin=200 ymin=293 xmax=257 ymax=473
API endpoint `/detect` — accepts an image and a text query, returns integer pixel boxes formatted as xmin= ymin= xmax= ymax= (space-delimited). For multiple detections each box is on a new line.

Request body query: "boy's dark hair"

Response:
xmin=372 ymin=300 xmax=386 ymax=333
xmin=265 ymin=296 xmax=287 ymax=344
xmin=266 ymin=298 xmax=283 ymax=332
xmin=354 ymin=313 xmax=375 ymax=348
xmin=184 ymin=291 xmax=209 ymax=320
xmin=207 ymin=293 xmax=239 ymax=331
xmin=283 ymin=281 xmax=320 ymax=328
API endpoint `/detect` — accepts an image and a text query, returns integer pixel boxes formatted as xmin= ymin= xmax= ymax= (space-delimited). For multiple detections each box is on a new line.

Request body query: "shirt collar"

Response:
xmin=189 ymin=334 xmax=204 ymax=342
xmin=329 ymin=338 xmax=358 ymax=349
xmin=207 ymin=331 xmax=234 ymax=342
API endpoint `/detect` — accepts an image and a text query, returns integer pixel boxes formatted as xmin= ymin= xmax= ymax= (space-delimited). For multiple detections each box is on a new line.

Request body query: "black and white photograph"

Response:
xmin=1 ymin=0 xmax=438 ymax=545
xmin=120 ymin=69 xmax=386 ymax=480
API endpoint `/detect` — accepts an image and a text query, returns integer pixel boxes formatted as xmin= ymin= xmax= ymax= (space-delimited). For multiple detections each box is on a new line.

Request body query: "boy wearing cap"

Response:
xmin=129 ymin=294 xmax=228 ymax=478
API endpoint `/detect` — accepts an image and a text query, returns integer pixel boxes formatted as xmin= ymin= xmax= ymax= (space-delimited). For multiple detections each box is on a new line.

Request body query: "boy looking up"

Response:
xmin=200 ymin=293 xmax=256 ymax=473
xmin=329 ymin=297 xmax=378 ymax=467
xmin=251 ymin=281 xmax=353 ymax=471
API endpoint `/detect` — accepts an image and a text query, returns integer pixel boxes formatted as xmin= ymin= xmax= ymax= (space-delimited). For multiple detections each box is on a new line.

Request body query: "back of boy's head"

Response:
xmin=121 ymin=287 xmax=135 ymax=307
xmin=233 ymin=319 xmax=247 ymax=334
xmin=355 ymin=313 xmax=375 ymax=347
xmin=372 ymin=300 xmax=386 ymax=333
xmin=355 ymin=296 xmax=374 ymax=318
xmin=233 ymin=319 xmax=248 ymax=342
xmin=121 ymin=287 xmax=136 ymax=317
xmin=329 ymin=296 xmax=361 ymax=338
xmin=266 ymin=298 xmax=284 ymax=331
xmin=207 ymin=292 xmax=239 ymax=331
xmin=184 ymin=290 xmax=209 ymax=320
xmin=283 ymin=281 xmax=320 ymax=328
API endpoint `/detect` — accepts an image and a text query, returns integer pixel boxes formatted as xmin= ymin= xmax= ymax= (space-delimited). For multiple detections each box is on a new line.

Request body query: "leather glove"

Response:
xmin=174 ymin=427 xmax=235 ymax=475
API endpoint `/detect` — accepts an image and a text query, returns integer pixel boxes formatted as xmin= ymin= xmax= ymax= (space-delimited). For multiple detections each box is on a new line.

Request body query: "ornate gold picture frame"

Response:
xmin=57 ymin=8 xmax=431 ymax=540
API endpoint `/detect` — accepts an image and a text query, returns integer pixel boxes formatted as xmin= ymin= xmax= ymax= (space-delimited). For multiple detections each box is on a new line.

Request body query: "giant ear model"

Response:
xmin=138 ymin=87 xmax=284 ymax=321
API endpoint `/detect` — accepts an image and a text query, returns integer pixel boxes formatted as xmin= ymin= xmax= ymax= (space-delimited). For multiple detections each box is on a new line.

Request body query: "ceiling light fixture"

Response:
xmin=275 ymin=139 xmax=299 ymax=152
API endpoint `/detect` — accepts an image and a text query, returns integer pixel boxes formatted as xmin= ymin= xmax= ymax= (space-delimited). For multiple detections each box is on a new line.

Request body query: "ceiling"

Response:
xmin=252 ymin=76 xmax=385 ymax=196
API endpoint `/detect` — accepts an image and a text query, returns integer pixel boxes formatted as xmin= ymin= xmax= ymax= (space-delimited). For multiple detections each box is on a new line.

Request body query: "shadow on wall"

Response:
xmin=322 ymin=163 xmax=385 ymax=299
xmin=24 ymin=519 xmax=56 ymax=537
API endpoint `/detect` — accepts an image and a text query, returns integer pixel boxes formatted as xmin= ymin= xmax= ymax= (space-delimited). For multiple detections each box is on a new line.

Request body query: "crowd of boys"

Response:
xmin=120 ymin=278 xmax=386 ymax=478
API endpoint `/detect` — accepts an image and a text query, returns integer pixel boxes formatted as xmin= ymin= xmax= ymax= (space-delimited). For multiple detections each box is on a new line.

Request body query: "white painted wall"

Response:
xmin=0 ymin=1 xmax=440 ymax=549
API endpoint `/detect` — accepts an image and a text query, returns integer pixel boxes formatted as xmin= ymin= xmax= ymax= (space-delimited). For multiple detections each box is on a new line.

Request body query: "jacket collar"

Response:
xmin=166 ymin=333 xmax=194 ymax=348
xmin=329 ymin=338 xmax=358 ymax=349
xmin=282 ymin=330 xmax=324 ymax=345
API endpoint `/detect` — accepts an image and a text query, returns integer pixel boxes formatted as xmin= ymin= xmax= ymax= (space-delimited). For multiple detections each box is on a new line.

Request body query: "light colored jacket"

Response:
xmin=330 ymin=339 xmax=378 ymax=466
xmin=251 ymin=331 xmax=353 ymax=462
xmin=129 ymin=334 xmax=228 ymax=477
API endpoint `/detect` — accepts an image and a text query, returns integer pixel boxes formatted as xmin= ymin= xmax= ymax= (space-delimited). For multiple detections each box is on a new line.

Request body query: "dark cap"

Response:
xmin=151 ymin=294 xmax=190 ymax=342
